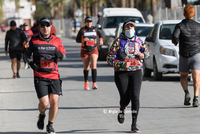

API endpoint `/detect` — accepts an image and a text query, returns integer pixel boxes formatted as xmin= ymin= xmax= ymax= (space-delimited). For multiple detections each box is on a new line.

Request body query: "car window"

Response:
xmin=103 ymin=16 xmax=144 ymax=28
xmin=159 ymin=24 xmax=176 ymax=40
xmin=152 ymin=24 xmax=158 ymax=41
xmin=135 ymin=26 xmax=153 ymax=37
xmin=149 ymin=24 xmax=156 ymax=37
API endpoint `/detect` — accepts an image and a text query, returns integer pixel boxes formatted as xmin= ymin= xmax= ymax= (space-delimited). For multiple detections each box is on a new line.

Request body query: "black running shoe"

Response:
xmin=46 ymin=124 xmax=56 ymax=134
xmin=131 ymin=124 xmax=140 ymax=133
xmin=184 ymin=93 xmax=191 ymax=106
xmin=37 ymin=114 xmax=45 ymax=130
xmin=117 ymin=110 xmax=125 ymax=124
xmin=193 ymin=99 xmax=199 ymax=107
xmin=16 ymin=72 xmax=20 ymax=78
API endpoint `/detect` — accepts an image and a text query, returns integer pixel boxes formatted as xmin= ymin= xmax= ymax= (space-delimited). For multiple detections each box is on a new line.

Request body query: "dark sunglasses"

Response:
xmin=40 ymin=23 xmax=50 ymax=28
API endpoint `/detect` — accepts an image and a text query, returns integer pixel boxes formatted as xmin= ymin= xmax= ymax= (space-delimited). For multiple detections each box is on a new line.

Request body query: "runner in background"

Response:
xmin=5 ymin=20 xmax=26 ymax=78
xmin=1 ymin=24 xmax=6 ymax=35
xmin=31 ymin=21 xmax=40 ymax=37
xmin=23 ymin=23 xmax=33 ymax=69
xmin=50 ymin=21 xmax=57 ymax=36
xmin=76 ymin=17 xmax=103 ymax=90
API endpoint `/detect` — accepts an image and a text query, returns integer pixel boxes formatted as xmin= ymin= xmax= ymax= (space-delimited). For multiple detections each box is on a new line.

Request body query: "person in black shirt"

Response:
xmin=5 ymin=20 xmax=26 ymax=78
xmin=172 ymin=5 xmax=200 ymax=107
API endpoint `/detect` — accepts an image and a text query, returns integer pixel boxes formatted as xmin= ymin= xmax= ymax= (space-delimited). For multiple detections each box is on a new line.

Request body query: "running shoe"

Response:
xmin=24 ymin=63 xmax=28 ymax=69
xmin=118 ymin=111 xmax=125 ymax=124
xmin=184 ymin=93 xmax=191 ymax=106
xmin=193 ymin=98 xmax=199 ymax=107
xmin=131 ymin=125 xmax=140 ymax=133
xmin=16 ymin=72 xmax=20 ymax=78
xmin=46 ymin=124 xmax=56 ymax=134
xmin=37 ymin=114 xmax=45 ymax=130
xmin=84 ymin=81 xmax=89 ymax=90
xmin=13 ymin=73 xmax=16 ymax=79
xmin=92 ymin=82 xmax=98 ymax=89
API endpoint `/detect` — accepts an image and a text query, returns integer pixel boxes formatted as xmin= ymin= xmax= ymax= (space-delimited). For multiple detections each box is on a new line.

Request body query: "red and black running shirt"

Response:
xmin=25 ymin=34 xmax=66 ymax=79
xmin=76 ymin=26 xmax=103 ymax=49
xmin=23 ymin=29 xmax=33 ymax=42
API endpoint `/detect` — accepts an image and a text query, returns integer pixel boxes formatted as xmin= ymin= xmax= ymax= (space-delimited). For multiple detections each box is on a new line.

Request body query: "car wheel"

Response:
xmin=143 ymin=61 xmax=152 ymax=77
xmin=153 ymin=60 xmax=162 ymax=81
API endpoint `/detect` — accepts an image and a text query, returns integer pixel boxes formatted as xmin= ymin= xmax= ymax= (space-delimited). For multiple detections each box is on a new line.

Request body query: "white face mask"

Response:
xmin=125 ymin=29 xmax=135 ymax=38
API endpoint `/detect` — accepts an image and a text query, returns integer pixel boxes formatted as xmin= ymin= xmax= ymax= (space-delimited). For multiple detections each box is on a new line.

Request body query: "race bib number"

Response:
xmin=86 ymin=40 xmax=95 ymax=46
xmin=40 ymin=61 xmax=54 ymax=68
xmin=125 ymin=59 xmax=138 ymax=67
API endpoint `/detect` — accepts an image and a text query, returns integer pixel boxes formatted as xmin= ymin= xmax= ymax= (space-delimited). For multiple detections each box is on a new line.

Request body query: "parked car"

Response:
xmin=96 ymin=8 xmax=145 ymax=60
xmin=114 ymin=23 xmax=154 ymax=42
xmin=143 ymin=20 xmax=182 ymax=80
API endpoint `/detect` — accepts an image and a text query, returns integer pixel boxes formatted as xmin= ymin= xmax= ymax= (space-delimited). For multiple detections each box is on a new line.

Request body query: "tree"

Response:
xmin=35 ymin=0 xmax=51 ymax=20
xmin=152 ymin=0 xmax=157 ymax=23
xmin=129 ymin=0 xmax=134 ymax=8
xmin=0 ymin=0 xmax=4 ymax=22
xmin=121 ymin=0 xmax=126 ymax=7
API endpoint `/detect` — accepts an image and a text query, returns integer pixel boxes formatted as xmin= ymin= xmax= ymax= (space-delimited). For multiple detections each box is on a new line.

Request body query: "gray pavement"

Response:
xmin=0 ymin=35 xmax=200 ymax=134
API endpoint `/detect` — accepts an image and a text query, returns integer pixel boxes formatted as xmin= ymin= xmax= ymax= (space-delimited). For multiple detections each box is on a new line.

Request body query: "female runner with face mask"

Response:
xmin=107 ymin=20 xmax=149 ymax=133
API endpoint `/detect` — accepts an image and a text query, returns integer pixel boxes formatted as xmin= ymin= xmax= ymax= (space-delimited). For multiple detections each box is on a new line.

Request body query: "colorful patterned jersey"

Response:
xmin=107 ymin=34 xmax=150 ymax=71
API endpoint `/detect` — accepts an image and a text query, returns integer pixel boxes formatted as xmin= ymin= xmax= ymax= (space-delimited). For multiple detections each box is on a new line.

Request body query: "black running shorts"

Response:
xmin=34 ymin=76 xmax=62 ymax=99
xmin=9 ymin=50 xmax=22 ymax=61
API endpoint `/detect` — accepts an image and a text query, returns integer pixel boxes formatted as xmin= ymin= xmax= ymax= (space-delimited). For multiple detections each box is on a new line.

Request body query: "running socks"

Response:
xmin=194 ymin=96 xmax=198 ymax=100
xmin=83 ymin=70 xmax=89 ymax=82
xmin=92 ymin=69 xmax=97 ymax=83
xmin=47 ymin=121 xmax=53 ymax=126
xmin=184 ymin=89 xmax=189 ymax=94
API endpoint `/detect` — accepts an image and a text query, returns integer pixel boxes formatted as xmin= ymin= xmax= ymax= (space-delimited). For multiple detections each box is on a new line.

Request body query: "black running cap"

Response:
xmin=10 ymin=20 xmax=16 ymax=27
xmin=38 ymin=18 xmax=51 ymax=25
xmin=23 ymin=23 xmax=28 ymax=26
xmin=85 ymin=17 xmax=92 ymax=22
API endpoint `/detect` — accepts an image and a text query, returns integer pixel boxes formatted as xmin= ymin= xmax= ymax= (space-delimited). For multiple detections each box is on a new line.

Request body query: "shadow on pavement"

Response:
xmin=143 ymin=76 xmax=180 ymax=82
xmin=0 ymin=106 xmax=124 ymax=111
xmin=58 ymin=106 xmax=119 ymax=110
xmin=61 ymin=75 xmax=114 ymax=82
xmin=57 ymin=129 xmax=130 ymax=133
xmin=141 ymin=106 xmax=193 ymax=109
xmin=0 ymin=132 xmax=41 ymax=134
xmin=0 ymin=55 xmax=10 ymax=61
xmin=0 ymin=76 xmax=34 ymax=79
xmin=0 ymin=108 xmax=38 ymax=111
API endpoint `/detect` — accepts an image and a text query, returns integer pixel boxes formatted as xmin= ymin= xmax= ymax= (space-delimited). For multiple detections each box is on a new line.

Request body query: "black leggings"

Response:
xmin=115 ymin=70 xmax=142 ymax=125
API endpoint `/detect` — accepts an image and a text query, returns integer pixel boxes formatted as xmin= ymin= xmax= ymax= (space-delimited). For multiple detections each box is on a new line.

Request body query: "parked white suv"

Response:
xmin=143 ymin=20 xmax=182 ymax=80
xmin=96 ymin=8 xmax=145 ymax=60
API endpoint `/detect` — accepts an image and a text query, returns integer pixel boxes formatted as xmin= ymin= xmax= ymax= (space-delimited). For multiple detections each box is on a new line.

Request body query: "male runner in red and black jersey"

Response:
xmin=76 ymin=17 xmax=103 ymax=90
xmin=23 ymin=23 xmax=33 ymax=69
xmin=24 ymin=17 xmax=66 ymax=134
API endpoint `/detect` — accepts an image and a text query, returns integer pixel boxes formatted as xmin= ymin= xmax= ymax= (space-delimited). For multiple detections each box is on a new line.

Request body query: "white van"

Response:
xmin=97 ymin=8 xmax=145 ymax=60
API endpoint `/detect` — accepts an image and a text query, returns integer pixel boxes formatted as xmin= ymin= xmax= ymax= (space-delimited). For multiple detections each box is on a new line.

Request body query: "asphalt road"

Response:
xmin=0 ymin=36 xmax=200 ymax=134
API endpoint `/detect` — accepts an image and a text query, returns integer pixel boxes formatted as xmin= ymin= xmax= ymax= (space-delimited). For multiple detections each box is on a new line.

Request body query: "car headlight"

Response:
xmin=160 ymin=46 xmax=175 ymax=56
